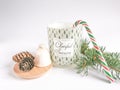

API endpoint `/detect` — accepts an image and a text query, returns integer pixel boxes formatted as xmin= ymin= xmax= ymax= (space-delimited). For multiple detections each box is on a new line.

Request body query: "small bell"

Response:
xmin=34 ymin=44 xmax=52 ymax=67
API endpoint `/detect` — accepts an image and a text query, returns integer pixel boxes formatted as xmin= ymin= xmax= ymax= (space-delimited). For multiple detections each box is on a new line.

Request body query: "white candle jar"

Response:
xmin=48 ymin=23 xmax=82 ymax=66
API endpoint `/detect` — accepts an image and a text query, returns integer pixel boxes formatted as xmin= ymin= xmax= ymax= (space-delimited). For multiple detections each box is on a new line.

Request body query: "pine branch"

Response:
xmin=75 ymin=39 xmax=120 ymax=80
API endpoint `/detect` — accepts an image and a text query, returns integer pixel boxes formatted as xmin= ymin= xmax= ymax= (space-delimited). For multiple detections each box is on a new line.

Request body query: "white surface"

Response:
xmin=0 ymin=0 xmax=120 ymax=90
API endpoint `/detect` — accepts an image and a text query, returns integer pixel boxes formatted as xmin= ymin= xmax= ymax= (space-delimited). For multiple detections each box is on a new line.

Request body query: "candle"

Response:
xmin=48 ymin=22 xmax=82 ymax=66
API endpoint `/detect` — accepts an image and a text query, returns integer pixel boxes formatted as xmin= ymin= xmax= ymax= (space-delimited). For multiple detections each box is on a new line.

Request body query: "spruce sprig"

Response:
xmin=75 ymin=39 xmax=120 ymax=80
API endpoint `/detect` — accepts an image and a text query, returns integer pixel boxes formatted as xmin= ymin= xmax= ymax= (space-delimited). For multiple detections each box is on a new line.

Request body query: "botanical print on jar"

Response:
xmin=48 ymin=23 xmax=82 ymax=66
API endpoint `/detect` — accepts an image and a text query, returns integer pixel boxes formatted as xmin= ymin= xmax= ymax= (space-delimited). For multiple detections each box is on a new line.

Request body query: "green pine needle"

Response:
xmin=75 ymin=39 xmax=120 ymax=80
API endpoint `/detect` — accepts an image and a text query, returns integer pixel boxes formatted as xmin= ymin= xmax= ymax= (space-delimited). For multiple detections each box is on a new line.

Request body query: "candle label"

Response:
xmin=54 ymin=38 xmax=74 ymax=57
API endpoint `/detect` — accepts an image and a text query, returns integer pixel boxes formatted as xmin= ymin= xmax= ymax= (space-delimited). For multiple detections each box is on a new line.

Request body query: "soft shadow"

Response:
xmin=89 ymin=70 xmax=110 ymax=83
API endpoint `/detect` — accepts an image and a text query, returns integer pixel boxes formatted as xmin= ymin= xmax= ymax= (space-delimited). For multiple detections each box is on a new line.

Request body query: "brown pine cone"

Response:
xmin=19 ymin=57 xmax=34 ymax=72
xmin=12 ymin=51 xmax=34 ymax=63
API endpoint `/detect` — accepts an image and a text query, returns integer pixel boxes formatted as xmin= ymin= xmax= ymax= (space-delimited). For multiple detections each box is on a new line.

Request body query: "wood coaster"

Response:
xmin=13 ymin=63 xmax=52 ymax=79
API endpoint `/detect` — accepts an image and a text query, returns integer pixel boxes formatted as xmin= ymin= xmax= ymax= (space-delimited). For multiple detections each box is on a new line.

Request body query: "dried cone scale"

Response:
xmin=13 ymin=46 xmax=52 ymax=79
xmin=19 ymin=57 xmax=34 ymax=72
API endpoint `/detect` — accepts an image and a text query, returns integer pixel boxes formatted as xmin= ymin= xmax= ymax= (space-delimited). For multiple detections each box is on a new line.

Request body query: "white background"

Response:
xmin=0 ymin=0 xmax=120 ymax=90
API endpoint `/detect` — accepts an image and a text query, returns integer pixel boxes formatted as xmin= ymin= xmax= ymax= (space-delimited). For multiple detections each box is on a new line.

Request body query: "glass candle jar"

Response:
xmin=48 ymin=23 xmax=82 ymax=66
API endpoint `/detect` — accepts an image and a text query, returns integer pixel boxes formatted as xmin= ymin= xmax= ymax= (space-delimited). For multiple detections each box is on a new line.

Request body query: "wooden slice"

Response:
xmin=13 ymin=63 xmax=52 ymax=79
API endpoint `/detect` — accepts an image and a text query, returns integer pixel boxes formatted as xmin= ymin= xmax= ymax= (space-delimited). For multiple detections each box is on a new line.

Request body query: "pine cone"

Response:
xmin=13 ymin=51 xmax=34 ymax=62
xmin=19 ymin=57 xmax=34 ymax=72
